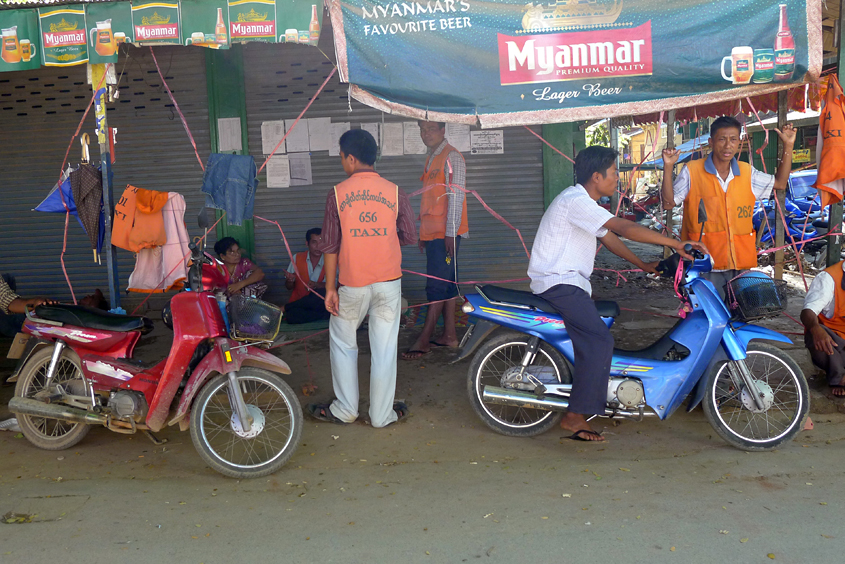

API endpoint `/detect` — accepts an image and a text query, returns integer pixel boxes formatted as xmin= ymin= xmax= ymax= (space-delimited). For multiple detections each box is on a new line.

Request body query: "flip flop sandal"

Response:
xmin=567 ymin=429 xmax=605 ymax=442
xmin=306 ymin=402 xmax=347 ymax=425
xmin=393 ymin=401 xmax=410 ymax=421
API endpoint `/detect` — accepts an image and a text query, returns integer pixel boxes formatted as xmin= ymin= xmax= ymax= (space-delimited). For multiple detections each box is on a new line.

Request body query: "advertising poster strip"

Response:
xmin=86 ymin=2 xmax=134 ymax=64
xmin=38 ymin=5 xmax=88 ymax=67
xmin=182 ymin=0 xmax=230 ymax=49
xmin=132 ymin=0 xmax=181 ymax=45
xmin=0 ymin=8 xmax=41 ymax=72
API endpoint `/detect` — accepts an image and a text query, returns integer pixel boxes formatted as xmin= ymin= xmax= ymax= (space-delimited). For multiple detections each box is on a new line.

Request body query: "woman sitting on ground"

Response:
xmin=213 ymin=237 xmax=267 ymax=298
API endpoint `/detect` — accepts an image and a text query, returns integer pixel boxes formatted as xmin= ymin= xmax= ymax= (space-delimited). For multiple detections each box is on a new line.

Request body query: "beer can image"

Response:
xmin=298 ymin=30 xmax=310 ymax=44
xmin=753 ymin=49 xmax=775 ymax=83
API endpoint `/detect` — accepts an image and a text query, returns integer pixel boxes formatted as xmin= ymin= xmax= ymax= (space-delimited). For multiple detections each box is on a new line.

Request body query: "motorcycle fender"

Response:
xmin=686 ymin=346 xmax=728 ymax=412
xmin=169 ymin=337 xmax=292 ymax=426
xmin=451 ymin=319 xmax=499 ymax=364
xmin=730 ymin=324 xmax=793 ymax=349
xmin=8 ymin=337 xmax=51 ymax=382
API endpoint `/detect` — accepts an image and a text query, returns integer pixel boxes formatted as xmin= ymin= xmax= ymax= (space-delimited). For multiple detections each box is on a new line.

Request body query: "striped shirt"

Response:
xmin=0 ymin=276 xmax=19 ymax=315
xmin=428 ymin=139 xmax=468 ymax=238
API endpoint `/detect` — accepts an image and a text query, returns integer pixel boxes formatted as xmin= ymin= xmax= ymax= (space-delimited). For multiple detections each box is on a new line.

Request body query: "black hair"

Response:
xmin=339 ymin=129 xmax=378 ymax=165
xmin=214 ymin=236 xmax=239 ymax=257
xmin=710 ymin=116 xmax=742 ymax=138
xmin=574 ymin=145 xmax=619 ymax=186
xmin=418 ymin=120 xmax=446 ymax=129
xmin=306 ymin=227 xmax=322 ymax=243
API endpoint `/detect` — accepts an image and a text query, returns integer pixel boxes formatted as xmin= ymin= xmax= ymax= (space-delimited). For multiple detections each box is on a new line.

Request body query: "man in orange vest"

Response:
xmin=403 ymin=121 xmax=469 ymax=360
xmin=307 ymin=129 xmax=418 ymax=427
xmin=801 ymin=261 xmax=845 ymax=397
xmin=661 ymin=116 xmax=796 ymax=296
xmin=284 ymin=227 xmax=331 ymax=324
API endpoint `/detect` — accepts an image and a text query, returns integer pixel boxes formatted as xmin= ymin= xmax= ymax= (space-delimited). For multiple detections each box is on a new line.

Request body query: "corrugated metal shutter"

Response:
xmin=242 ymin=43 xmax=545 ymax=303
xmin=0 ymin=46 xmax=210 ymax=303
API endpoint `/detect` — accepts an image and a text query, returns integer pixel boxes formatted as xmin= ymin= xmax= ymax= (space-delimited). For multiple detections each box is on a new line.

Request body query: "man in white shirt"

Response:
xmin=528 ymin=146 xmax=706 ymax=441
xmin=801 ymin=261 xmax=845 ymax=396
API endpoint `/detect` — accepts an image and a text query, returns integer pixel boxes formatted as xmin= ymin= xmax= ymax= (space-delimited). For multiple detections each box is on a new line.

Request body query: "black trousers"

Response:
xmin=804 ymin=325 xmax=845 ymax=387
xmin=285 ymin=290 xmax=331 ymax=324
xmin=539 ymin=284 xmax=614 ymax=415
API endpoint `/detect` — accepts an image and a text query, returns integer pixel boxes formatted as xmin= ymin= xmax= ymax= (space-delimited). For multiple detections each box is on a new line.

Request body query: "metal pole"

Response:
xmin=609 ymin=118 xmax=619 ymax=216
xmin=773 ymin=91 xmax=787 ymax=280
xmin=664 ymin=110 xmax=676 ymax=258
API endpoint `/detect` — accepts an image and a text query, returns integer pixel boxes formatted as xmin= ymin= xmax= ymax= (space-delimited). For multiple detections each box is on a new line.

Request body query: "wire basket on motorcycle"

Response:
xmin=227 ymin=294 xmax=283 ymax=341
xmin=726 ymin=271 xmax=787 ymax=321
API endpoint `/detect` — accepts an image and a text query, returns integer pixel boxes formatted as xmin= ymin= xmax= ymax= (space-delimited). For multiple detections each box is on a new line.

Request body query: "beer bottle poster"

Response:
xmin=38 ymin=5 xmax=88 ymax=67
xmin=132 ymin=0 xmax=181 ymax=45
xmin=0 ymin=9 xmax=41 ymax=72
xmin=331 ymin=0 xmax=822 ymax=127
xmin=181 ymin=0 xmax=231 ymax=49
xmin=85 ymin=2 xmax=134 ymax=64
xmin=275 ymin=0 xmax=323 ymax=45
xmin=228 ymin=0 xmax=277 ymax=43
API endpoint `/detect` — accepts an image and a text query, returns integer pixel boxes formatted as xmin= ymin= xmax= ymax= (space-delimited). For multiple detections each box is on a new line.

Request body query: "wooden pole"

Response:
xmin=827 ymin=0 xmax=845 ymax=267
xmin=663 ymin=110 xmax=676 ymax=258
xmin=609 ymin=118 xmax=620 ymax=216
xmin=773 ymin=90 xmax=787 ymax=280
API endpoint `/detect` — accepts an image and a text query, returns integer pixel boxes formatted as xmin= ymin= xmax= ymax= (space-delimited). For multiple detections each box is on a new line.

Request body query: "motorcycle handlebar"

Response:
xmin=683 ymin=243 xmax=705 ymax=260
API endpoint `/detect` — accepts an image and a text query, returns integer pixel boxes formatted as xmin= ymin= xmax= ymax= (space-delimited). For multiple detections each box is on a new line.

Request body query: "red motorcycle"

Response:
xmin=8 ymin=243 xmax=302 ymax=479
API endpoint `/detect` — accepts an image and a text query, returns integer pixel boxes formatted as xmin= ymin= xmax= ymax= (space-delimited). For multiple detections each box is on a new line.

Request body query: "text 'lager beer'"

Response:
xmin=774 ymin=3 xmax=795 ymax=82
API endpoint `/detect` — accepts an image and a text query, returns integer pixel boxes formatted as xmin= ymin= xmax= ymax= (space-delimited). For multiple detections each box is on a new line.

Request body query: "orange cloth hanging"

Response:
xmin=814 ymin=75 xmax=845 ymax=209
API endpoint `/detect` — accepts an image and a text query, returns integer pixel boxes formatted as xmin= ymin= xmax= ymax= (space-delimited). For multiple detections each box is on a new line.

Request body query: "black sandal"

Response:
xmin=393 ymin=401 xmax=410 ymax=421
xmin=306 ymin=402 xmax=347 ymax=424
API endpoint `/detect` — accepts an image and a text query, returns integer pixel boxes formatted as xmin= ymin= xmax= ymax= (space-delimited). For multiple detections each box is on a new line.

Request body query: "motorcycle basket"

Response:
xmin=227 ymin=294 xmax=283 ymax=341
xmin=726 ymin=271 xmax=788 ymax=321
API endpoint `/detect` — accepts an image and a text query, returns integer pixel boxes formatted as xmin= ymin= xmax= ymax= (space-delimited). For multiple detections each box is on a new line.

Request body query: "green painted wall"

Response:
xmin=542 ymin=122 xmax=585 ymax=208
xmin=205 ymin=46 xmax=255 ymax=257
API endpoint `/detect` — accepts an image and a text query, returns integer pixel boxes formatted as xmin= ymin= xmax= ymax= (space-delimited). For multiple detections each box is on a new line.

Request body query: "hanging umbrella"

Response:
xmin=70 ymin=164 xmax=105 ymax=263
xmin=35 ymin=167 xmax=105 ymax=259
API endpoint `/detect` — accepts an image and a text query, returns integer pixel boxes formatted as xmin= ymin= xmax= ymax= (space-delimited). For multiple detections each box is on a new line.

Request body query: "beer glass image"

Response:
xmin=20 ymin=39 xmax=35 ymax=63
xmin=185 ymin=31 xmax=205 ymax=45
xmin=285 ymin=29 xmax=297 ymax=42
xmin=114 ymin=32 xmax=126 ymax=44
xmin=721 ymin=46 xmax=754 ymax=85
xmin=753 ymin=48 xmax=775 ymax=83
xmin=2 ymin=26 xmax=21 ymax=64
xmin=90 ymin=19 xmax=116 ymax=57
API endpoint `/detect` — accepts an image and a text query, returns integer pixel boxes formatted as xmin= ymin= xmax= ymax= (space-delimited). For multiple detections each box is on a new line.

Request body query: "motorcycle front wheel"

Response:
xmin=467 ymin=331 xmax=571 ymax=437
xmin=190 ymin=368 xmax=302 ymax=479
xmin=702 ymin=343 xmax=809 ymax=451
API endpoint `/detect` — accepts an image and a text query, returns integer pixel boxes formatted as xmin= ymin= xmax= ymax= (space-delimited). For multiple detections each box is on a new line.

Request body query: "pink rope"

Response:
xmin=523 ymin=126 xmax=575 ymax=163
xmin=257 ymin=68 xmax=337 ymax=174
xmin=149 ymin=47 xmax=204 ymax=172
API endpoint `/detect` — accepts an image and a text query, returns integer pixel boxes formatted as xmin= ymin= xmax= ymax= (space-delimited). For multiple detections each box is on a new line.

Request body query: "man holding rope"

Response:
xmin=403 ymin=121 xmax=468 ymax=360
xmin=661 ymin=116 xmax=796 ymax=297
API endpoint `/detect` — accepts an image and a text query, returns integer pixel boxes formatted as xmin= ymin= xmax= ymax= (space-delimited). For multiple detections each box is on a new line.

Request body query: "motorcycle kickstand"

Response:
xmin=143 ymin=430 xmax=167 ymax=445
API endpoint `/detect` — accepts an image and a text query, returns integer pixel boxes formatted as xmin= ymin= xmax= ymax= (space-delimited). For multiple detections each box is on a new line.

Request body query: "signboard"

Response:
xmin=132 ymin=0 xmax=181 ymax=45
xmin=792 ymin=148 xmax=811 ymax=163
xmin=329 ymin=0 xmax=822 ymax=127
xmin=0 ymin=0 xmax=321 ymax=72
xmin=38 ymin=5 xmax=88 ymax=67
xmin=0 ymin=9 xmax=40 ymax=72
xmin=86 ymin=2 xmax=134 ymax=64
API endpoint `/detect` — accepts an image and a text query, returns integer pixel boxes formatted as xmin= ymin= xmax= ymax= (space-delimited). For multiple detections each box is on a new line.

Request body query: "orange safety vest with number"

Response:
xmin=289 ymin=251 xmax=325 ymax=303
xmin=334 ymin=172 xmax=403 ymax=287
xmin=419 ymin=144 xmax=469 ymax=242
xmin=680 ymin=158 xmax=757 ymax=271
xmin=818 ymin=262 xmax=845 ymax=339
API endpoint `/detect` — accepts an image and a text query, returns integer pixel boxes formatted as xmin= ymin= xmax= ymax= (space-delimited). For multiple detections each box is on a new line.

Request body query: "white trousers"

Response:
xmin=328 ymin=279 xmax=402 ymax=428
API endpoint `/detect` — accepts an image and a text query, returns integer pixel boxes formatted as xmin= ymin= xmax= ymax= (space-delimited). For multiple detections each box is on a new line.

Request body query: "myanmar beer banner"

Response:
xmin=329 ymin=0 xmax=823 ymax=127
xmin=38 ymin=5 xmax=88 ymax=66
xmin=0 ymin=0 xmax=322 ymax=72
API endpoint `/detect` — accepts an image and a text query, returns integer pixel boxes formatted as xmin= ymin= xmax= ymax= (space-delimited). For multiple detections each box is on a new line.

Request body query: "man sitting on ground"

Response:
xmin=801 ymin=259 xmax=845 ymax=397
xmin=284 ymin=227 xmax=332 ymax=324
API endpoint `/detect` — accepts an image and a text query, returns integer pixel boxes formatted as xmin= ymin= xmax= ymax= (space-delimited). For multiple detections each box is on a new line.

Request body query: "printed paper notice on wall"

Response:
xmin=308 ymin=117 xmax=331 ymax=151
xmin=470 ymin=130 xmax=504 ymax=155
xmin=284 ymin=119 xmax=310 ymax=153
xmin=329 ymin=122 xmax=351 ymax=157
xmin=446 ymin=123 xmax=471 ymax=153
xmin=403 ymin=122 xmax=427 ymax=155
xmin=288 ymin=152 xmax=312 ymax=186
xmin=261 ymin=120 xmax=286 ymax=155
xmin=218 ymin=117 xmax=242 ymax=152
xmin=380 ymin=123 xmax=404 ymax=156
xmin=266 ymin=155 xmax=290 ymax=188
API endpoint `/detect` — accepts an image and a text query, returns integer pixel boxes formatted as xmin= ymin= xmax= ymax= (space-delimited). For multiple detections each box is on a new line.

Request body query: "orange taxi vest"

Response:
xmin=334 ymin=172 xmax=403 ymax=287
xmin=814 ymin=75 xmax=845 ymax=209
xmin=111 ymin=184 xmax=138 ymax=251
xmin=419 ymin=144 xmax=468 ymax=242
xmin=289 ymin=251 xmax=325 ymax=303
xmin=818 ymin=262 xmax=845 ymax=339
xmin=680 ymin=158 xmax=757 ymax=271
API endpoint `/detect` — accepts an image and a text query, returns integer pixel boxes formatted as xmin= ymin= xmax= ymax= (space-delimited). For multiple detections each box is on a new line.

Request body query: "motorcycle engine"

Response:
xmin=608 ymin=378 xmax=644 ymax=408
xmin=107 ymin=391 xmax=148 ymax=421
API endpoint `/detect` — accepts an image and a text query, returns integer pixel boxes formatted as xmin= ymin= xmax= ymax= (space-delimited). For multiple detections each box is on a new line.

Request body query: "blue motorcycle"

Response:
xmin=456 ymin=247 xmax=809 ymax=451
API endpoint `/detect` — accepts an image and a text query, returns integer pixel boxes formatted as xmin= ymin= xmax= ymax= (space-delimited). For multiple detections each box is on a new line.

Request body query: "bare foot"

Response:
xmin=560 ymin=412 xmax=605 ymax=442
xmin=830 ymin=386 xmax=845 ymax=397
xmin=402 ymin=338 xmax=431 ymax=360
xmin=430 ymin=338 xmax=460 ymax=347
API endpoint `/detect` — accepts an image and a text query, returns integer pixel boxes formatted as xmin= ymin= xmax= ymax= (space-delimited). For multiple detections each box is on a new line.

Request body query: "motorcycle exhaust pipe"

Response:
xmin=481 ymin=386 xmax=655 ymax=419
xmin=8 ymin=396 xmax=106 ymax=426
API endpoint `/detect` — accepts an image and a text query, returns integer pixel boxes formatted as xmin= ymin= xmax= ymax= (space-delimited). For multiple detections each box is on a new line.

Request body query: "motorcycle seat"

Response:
xmin=478 ymin=285 xmax=620 ymax=318
xmin=34 ymin=304 xmax=152 ymax=333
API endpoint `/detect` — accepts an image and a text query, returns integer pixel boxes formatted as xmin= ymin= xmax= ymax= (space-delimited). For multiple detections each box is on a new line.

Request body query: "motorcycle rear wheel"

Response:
xmin=190 ymin=368 xmax=302 ymax=479
xmin=702 ymin=343 xmax=808 ymax=451
xmin=467 ymin=331 xmax=571 ymax=437
xmin=14 ymin=347 xmax=90 ymax=450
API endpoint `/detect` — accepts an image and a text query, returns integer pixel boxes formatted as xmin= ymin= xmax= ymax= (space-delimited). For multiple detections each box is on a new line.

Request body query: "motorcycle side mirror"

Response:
xmin=198 ymin=207 xmax=209 ymax=229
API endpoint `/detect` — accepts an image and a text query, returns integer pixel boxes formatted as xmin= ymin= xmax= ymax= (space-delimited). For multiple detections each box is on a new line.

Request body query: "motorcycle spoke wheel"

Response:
xmin=467 ymin=332 xmax=570 ymax=437
xmin=190 ymin=368 xmax=302 ymax=479
xmin=703 ymin=343 xmax=808 ymax=451
xmin=14 ymin=347 xmax=90 ymax=450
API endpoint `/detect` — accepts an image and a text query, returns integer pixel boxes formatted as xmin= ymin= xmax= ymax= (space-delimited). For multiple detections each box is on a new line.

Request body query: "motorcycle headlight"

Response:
xmin=461 ymin=301 xmax=474 ymax=314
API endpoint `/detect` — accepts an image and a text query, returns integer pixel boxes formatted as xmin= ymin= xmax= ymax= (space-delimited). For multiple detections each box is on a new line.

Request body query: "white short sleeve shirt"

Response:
xmin=803 ymin=264 xmax=843 ymax=319
xmin=528 ymin=184 xmax=615 ymax=296
xmin=286 ymin=253 xmax=325 ymax=282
